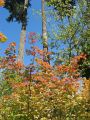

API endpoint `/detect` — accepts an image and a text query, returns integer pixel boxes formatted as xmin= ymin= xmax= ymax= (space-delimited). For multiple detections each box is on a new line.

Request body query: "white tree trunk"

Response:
xmin=18 ymin=0 xmax=28 ymax=63
xmin=42 ymin=0 xmax=49 ymax=63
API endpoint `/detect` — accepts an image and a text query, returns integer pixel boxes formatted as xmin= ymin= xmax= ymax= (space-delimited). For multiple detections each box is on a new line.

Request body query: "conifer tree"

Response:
xmin=4 ymin=0 xmax=31 ymax=62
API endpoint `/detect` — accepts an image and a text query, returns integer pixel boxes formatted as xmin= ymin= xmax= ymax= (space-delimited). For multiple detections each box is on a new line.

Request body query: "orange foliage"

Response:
xmin=0 ymin=43 xmax=86 ymax=100
xmin=33 ymin=56 xmax=82 ymax=96
xmin=0 ymin=0 xmax=4 ymax=6
xmin=35 ymin=59 xmax=52 ymax=69
xmin=12 ymin=82 xmax=29 ymax=88
xmin=32 ymin=46 xmax=52 ymax=56
xmin=9 ymin=42 xmax=16 ymax=47
xmin=71 ymin=53 xmax=86 ymax=65
xmin=15 ymin=61 xmax=24 ymax=69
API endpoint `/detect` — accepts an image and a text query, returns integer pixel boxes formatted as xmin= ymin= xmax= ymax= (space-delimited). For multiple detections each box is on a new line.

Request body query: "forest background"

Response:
xmin=0 ymin=0 xmax=90 ymax=120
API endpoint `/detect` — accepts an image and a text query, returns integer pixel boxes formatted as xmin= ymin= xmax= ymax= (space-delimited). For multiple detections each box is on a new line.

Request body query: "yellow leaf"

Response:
xmin=0 ymin=0 xmax=5 ymax=6
xmin=0 ymin=32 xmax=7 ymax=42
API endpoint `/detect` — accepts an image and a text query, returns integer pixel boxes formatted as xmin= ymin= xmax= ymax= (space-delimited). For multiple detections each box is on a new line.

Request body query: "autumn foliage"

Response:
xmin=0 ymin=0 xmax=90 ymax=119
xmin=0 ymin=32 xmax=7 ymax=42
xmin=0 ymin=42 xmax=89 ymax=120
xmin=0 ymin=0 xmax=4 ymax=6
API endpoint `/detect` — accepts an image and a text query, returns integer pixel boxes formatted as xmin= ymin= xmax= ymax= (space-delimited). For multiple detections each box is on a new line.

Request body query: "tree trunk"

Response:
xmin=18 ymin=0 xmax=28 ymax=63
xmin=42 ymin=0 xmax=49 ymax=63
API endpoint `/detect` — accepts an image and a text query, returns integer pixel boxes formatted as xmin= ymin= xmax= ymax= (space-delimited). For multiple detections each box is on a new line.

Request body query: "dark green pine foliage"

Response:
xmin=4 ymin=0 xmax=31 ymax=24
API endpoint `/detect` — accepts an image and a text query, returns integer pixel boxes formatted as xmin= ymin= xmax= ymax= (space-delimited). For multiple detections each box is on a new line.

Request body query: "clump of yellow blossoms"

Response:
xmin=0 ymin=32 xmax=7 ymax=42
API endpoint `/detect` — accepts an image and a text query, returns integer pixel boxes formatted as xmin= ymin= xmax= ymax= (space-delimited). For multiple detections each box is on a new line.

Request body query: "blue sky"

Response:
xmin=0 ymin=0 xmax=42 ymax=65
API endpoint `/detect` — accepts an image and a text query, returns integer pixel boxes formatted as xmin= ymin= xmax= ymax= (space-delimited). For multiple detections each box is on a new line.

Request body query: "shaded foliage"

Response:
xmin=4 ymin=0 xmax=31 ymax=24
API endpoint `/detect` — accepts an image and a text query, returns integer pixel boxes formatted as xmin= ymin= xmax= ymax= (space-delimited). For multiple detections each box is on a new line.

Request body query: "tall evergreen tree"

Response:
xmin=4 ymin=0 xmax=31 ymax=62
